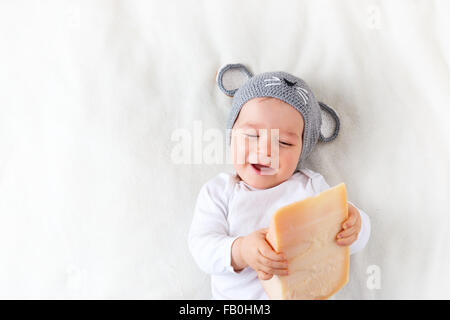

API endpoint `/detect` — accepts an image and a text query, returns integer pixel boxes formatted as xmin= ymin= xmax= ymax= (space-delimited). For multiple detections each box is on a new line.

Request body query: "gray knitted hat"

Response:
xmin=216 ymin=63 xmax=340 ymax=169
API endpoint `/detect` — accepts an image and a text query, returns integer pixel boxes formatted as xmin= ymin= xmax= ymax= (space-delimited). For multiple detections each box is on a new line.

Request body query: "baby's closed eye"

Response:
xmin=279 ymin=141 xmax=293 ymax=147
xmin=243 ymin=133 xmax=293 ymax=147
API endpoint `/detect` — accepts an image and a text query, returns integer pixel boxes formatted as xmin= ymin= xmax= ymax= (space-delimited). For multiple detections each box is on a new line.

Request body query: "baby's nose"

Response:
xmin=257 ymin=145 xmax=272 ymax=165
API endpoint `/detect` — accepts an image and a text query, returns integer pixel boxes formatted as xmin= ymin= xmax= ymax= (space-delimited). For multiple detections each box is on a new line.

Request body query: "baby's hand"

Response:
xmin=336 ymin=203 xmax=361 ymax=246
xmin=232 ymin=228 xmax=289 ymax=280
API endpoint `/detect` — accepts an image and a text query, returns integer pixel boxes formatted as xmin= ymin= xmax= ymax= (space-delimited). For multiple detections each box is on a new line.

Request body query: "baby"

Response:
xmin=188 ymin=64 xmax=371 ymax=299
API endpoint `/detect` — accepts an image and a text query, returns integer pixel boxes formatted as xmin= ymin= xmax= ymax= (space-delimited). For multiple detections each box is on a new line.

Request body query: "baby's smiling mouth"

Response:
xmin=250 ymin=163 xmax=277 ymax=175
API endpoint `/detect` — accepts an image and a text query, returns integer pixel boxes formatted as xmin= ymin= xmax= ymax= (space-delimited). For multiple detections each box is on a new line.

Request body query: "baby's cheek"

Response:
xmin=280 ymin=148 xmax=301 ymax=168
xmin=231 ymin=137 xmax=248 ymax=166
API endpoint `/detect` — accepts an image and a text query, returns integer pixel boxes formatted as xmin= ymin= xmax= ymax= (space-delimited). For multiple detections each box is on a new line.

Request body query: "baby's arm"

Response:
xmin=188 ymin=181 xmax=241 ymax=275
xmin=188 ymin=178 xmax=289 ymax=278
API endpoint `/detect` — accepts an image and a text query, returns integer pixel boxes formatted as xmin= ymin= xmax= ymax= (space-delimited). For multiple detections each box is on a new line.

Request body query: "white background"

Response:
xmin=0 ymin=0 xmax=449 ymax=299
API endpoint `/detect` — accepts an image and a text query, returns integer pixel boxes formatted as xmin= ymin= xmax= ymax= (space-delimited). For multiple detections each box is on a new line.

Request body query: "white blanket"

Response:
xmin=0 ymin=0 xmax=449 ymax=299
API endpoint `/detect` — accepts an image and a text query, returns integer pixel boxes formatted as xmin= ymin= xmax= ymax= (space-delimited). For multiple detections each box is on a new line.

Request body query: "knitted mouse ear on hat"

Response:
xmin=216 ymin=63 xmax=253 ymax=97
xmin=318 ymin=102 xmax=340 ymax=142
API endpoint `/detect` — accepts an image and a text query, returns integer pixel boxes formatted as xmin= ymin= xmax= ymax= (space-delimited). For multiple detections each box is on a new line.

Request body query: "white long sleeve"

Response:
xmin=188 ymin=174 xmax=240 ymax=276
xmin=310 ymin=171 xmax=371 ymax=255
xmin=188 ymin=169 xmax=371 ymax=299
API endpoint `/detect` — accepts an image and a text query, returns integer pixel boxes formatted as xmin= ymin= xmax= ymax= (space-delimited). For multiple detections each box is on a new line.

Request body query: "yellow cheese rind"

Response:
xmin=262 ymin=183 xmax=349 ymax=300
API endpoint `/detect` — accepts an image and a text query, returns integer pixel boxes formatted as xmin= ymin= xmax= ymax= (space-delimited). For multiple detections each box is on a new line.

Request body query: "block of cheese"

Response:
xmin=261 ymin=183 xmax=349 ymax=300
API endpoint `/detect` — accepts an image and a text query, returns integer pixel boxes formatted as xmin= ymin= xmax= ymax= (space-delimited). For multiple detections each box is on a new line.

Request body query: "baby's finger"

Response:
xmin=257 ymin=270 xmax=273 ymax=281
xmin=259 ymin=241 xmax=287 ymax=262
xmin=258 ymin=254 xmax=289 ymax=270
xmin=337 ymin=225 xmax=358 ymax=239
xmin=343 ymin=208 xmax=358 ymax=229
xmin=342 ymin=215 xmax=356 ymax=230
xmin=259 ymin=264 xmax=289 ymax=276
xmin=337 ymin=233 xmax=358 ymax=246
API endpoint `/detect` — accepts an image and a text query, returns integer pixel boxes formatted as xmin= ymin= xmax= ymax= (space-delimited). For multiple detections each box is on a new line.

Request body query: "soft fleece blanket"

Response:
xmin=0 ymin=0 xmax=449 ymax=299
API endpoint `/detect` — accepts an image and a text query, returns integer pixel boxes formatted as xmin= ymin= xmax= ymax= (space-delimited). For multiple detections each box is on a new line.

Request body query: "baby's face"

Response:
xmin=230 ymin=97 xmax=304 ymax=189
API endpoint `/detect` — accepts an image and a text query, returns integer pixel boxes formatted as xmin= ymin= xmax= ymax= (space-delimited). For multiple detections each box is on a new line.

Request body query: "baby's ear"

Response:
xmin=216 ymin=63 xmax=253 ymax=97
xmin=318 ymin=102 xmax=340 ymax=142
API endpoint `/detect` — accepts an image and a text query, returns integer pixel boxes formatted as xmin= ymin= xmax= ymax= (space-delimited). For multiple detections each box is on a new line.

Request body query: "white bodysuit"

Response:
xmin=188 ymin=168 xmax=371 ymax=299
